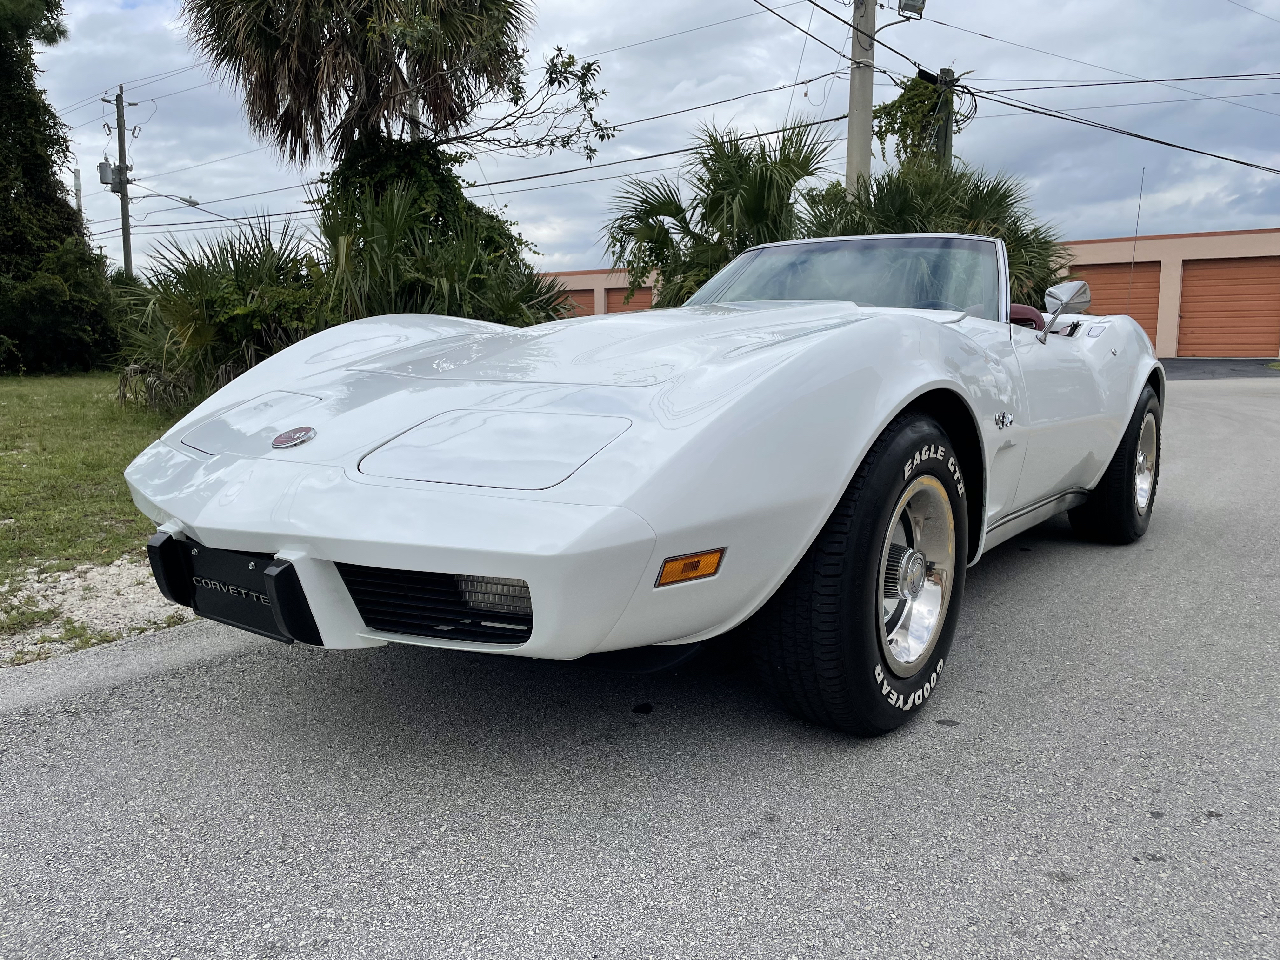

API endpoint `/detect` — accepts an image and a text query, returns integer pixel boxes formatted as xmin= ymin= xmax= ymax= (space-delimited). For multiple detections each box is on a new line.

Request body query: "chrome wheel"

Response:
xmin=1134 ymin=412 xmax=1158 ymax=515
xmin=878 ymin=476 xmax=956 ymax=679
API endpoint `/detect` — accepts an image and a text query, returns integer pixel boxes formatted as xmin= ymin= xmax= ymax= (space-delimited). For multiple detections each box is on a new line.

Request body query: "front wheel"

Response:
xmin=749 ymin=413 xmax=968 ymax=736
xmin=1069 ymin=384 xmax=1161 ymax=544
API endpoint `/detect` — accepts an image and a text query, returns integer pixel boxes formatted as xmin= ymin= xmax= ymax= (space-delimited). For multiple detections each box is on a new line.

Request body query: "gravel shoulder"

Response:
xmin=0 ymin=557 xmax=193 ymax=667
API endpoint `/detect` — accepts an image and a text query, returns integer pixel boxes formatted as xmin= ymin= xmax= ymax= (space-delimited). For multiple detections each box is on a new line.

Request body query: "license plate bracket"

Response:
xmin=186 ymin=542 xmax=290 ymax=643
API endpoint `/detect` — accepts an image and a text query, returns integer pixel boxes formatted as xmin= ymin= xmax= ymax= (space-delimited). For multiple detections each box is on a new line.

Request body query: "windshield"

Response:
xmin=686 ymin=236 xmax=1002 ymax=320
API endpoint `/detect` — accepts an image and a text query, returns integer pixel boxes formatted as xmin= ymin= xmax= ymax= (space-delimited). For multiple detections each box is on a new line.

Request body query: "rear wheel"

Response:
xmin=749 ymin=414 xmax=968 ymax=735
xmin=1069 ymin=385 xmax=1161 ymax=544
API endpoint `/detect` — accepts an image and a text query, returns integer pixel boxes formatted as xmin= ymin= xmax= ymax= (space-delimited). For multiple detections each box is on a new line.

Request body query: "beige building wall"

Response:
xmin=1067 ymin=228 xmax=1280 ymax=358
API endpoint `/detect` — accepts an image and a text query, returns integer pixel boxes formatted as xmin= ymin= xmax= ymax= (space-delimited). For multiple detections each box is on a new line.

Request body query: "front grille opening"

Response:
xmin=336 ymin=564 xmax=533 ymax=644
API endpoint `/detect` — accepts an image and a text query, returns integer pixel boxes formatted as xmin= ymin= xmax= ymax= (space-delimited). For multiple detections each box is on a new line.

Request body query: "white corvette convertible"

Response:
xmin=127 ymin=234 xmax=1163 ymax=734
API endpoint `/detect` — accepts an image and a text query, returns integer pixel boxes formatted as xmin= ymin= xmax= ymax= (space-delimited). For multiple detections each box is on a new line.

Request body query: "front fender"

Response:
xmin=597 ymin=312 xmax=1006 ymax=650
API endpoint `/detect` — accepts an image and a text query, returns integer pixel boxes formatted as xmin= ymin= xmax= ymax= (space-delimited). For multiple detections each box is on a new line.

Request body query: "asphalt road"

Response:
xmin=2 ymin=378 xmax=1277 ymax=960
xmin=1162 ymin=357 xmax=1280 ymax=380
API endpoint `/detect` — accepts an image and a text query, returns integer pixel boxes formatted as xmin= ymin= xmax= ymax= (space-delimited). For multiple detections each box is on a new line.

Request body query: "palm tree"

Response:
xmin=605 ymin=121 xmax=832 ymax=308
xmin=182 ymin=0 xmax=531 ymax=164
xmin=800 ymin=162 xmax=1070 ymax=305
xmin=607 ymin=120 xmax=1069 ymax=309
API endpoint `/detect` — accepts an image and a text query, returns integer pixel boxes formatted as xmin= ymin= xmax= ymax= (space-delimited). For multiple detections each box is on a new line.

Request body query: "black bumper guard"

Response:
xmin=147 ymin=531 xmax=324 ymax=646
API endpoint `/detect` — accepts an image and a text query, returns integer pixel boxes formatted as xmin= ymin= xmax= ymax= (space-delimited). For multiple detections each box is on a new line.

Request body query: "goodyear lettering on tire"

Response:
xmin=874 ymin=658 xmax=945 ymax=712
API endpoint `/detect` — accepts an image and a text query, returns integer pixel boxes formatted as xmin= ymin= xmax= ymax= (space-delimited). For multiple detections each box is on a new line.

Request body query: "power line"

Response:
xmin=94 ymin=207 xmax=315 ymax=237
xmin=967 ymin=86 xmax=1280 ymax=176
xmin=614 ymin=69 xmax=846 ymax=128
xmin=583 ymin=1 xmax=809 ymax=58
xmin=123 ymin=73 xmax=852 ymax=211
xmin=980 ymin=72 xmax=1280 ymax=93
xmin=112 ymin=72 xmax=848 ymax=217
xmin=132 ymin=147 xmax=270 ymax=183
xmin=801 ymin=0 xmax=923 ymax=70
xmin=926 ymin=16 xmax=1280 ymax=122
xmin=786 ymin=6 xmax=818 ymax=116
xmin=68 ymin=109 xmax=111 ymax=131
xmin=977 ymin=73 xmax=1280 ymax=92
xmin=966 ymin=73 xmax=1280 ymax=83
xmin=489 ymin=131 xmax=850 ymax=197
xmin=462 ymin=113 xmax=849 ymax=190
xmin=1222 ymin=0 xmax=1280 ymax=25
xmin=484 ymin=164 xmax=684 ymax=198
xmin=57 ymin=63 xmax=207 ymax=117
xmin=142 ymin=80 xmax=218 ymax=103
xmin=66 ymin=79 xmax=218 ymax=132
xmin=97 ymin=217 xmax=316 ymax=241
xmin=973 ymin=89 xmax=1280 ymax=118
xmin=135 ymin=182 xmax=313 ymax=219
xmin=749 ymin=0 xmax=857 ymax=64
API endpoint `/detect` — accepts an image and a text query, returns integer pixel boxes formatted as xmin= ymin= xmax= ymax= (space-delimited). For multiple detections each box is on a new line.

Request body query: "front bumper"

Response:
xmin=126 ymin=441 xmax=658 ymax=658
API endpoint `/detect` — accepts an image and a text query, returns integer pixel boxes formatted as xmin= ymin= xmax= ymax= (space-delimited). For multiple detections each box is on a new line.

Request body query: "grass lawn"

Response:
xmin=0 ymin=373 xmax=177 ymax=585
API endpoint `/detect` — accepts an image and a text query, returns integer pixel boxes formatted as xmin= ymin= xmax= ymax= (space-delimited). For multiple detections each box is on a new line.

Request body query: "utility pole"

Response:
xmin=935 ymin=68 xmax=954 ymax=168
xmin=845 ymin=0 xmax=876 ymax=191
xmin=99 ymin=85 xmax=135 ymax=278
xmin=112 ymin=86 xmax=133 ymax=278
xmin=73 ymin=168 xmax=82 ymax=214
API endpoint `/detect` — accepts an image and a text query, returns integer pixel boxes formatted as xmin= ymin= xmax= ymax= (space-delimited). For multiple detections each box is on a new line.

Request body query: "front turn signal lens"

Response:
xmin=656 ymin=548 xmax=725 ymax=587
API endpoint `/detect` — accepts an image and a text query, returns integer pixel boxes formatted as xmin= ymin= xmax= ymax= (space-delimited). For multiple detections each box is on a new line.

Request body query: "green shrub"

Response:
xmin=319 ymin=181 xmax=570 ymax=326
xmin=115 ymin=221 xmax=334 ymax=409
xmin=0 ymin=238 xmax=117 ymax=373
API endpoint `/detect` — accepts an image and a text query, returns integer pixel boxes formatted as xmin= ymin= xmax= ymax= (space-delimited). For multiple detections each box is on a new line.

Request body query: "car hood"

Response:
xmin=159 ymin=299 xmax=887 ymax=476
xmin=344 ymin=299 xmax=872 ymax=387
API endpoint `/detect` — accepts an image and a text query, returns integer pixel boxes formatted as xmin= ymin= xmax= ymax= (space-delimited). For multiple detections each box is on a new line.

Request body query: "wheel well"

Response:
xmin=903 ymin=389 xmax=985 ymax=564
xmin=1146 ymin=366 xmax=1165 ymax=407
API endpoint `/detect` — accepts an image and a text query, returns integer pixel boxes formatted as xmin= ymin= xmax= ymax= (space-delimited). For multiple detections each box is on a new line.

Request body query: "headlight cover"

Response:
xmin=358 ymin=410 xmax=631 ymax=490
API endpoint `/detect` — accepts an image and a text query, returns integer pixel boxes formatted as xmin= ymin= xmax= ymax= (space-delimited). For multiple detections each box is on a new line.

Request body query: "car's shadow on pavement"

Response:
xmin=229 ymin=513 xmax=1083 ymax=773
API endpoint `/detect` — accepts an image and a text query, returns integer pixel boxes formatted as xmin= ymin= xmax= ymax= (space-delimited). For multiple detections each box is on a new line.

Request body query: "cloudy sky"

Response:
xmin=37 ymin=0 xmax=1280 ymax=273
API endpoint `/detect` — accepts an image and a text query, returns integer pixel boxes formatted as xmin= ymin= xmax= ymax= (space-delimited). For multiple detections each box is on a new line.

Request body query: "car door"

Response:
xmin=1008 ymin=322 xmax=1110 ymax=509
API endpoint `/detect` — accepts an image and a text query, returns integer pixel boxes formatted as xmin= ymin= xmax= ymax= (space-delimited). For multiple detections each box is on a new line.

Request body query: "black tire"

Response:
xmin=749 ymin=414 xmax=968 ymax=736
xmin=1069 ymin=385 xmax=1161 ymax=545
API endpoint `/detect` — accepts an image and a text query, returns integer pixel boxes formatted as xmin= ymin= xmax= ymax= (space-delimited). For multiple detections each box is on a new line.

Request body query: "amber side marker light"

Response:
xmin=656 ymin=549 xmax=725 ymax=587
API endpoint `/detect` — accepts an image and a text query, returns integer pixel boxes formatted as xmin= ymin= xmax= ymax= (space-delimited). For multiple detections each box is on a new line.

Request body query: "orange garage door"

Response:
xmin=1178 ymin=256 xmax=1280 ymax=357
xmin=1071 ymin=261 xmax=1160 ymax=344
xmin=564 ymin=289 xmax=595 ymax=317
xmin=606 ymin=286 xmax=653 ymax=312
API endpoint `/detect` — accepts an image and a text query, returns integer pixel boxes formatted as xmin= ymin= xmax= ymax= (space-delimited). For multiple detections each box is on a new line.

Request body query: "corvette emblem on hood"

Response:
xmin=272 ymin=426 xmax=317 ymax=449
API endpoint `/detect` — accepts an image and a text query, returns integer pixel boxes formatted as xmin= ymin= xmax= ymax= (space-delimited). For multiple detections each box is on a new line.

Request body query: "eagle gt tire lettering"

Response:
xmin=750 ymin=413 xmax=967 ymax=736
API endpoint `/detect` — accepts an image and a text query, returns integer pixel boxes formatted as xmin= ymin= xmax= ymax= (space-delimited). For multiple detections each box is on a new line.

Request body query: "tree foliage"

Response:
xmin=607 ymin=121 xmax=1069 ymax=310
xmin=318 ymin=181 xmax=569 ymax=326
xmin=181 ymin=0 xmax=612 ymax=164
xmin=0 ymin=0 xmax=116 ymax=373
xmin=605 ymin=121 xmax=831 ymax=308
xmin=801 ymin=162 xmax=1070 ymax=305
xmin=871 ymin=72 xmax=975 ymax=166
xmin=317 ymin=132 xmax=526 ymax=261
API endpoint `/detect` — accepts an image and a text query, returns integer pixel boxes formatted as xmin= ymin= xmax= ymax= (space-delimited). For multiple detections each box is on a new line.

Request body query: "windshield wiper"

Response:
xmin=938 ymin=303 xmax=986 ymax=324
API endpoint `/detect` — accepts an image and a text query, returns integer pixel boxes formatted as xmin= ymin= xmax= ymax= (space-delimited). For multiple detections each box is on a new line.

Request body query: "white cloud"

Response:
xmin=35 ymin=0 xmax=1280 ymax=272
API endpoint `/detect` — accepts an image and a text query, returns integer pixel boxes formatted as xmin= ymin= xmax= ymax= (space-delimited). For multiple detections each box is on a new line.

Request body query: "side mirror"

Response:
xmin=1039 ymin=280 xmax=1091 ymax=343
xmin=1044 ymin=280 xmax=1091 ymax=316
